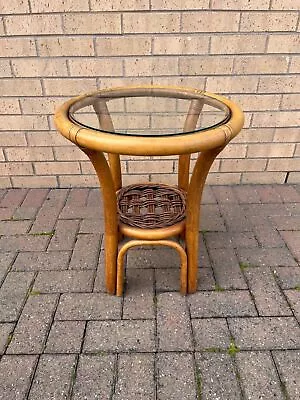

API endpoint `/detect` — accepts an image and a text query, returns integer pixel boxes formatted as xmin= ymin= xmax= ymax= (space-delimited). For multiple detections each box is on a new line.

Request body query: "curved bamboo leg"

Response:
xmin=116 ymin=240 xmax=187 ymax=296
xmin=82 ymin=148 xmax=118 ymax=294
xmin=178 ymin=99 xmax=204 ymax=191
xmin=186 ymin=147 xmax=224 ymax=293
xmin=93 ymin=100 xmax=122 ymax=191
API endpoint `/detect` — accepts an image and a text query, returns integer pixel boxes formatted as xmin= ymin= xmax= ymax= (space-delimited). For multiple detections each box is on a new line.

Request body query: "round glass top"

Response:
xmin=69 ymin=93 xmax=231 ymax=137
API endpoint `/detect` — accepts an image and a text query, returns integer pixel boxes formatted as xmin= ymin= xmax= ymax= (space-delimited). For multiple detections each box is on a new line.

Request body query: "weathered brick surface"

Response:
xmin=195 ymin=352 xmax=242 ymax=399
xmin=28 ymin=354 xmax=77 ymax=400
xmin=236 ymin=351 xmax=285 ymax=400
xmin=84 ymin=320 xmax=155 ymax=353
xmin=0 ymin=186 xmax=299 ymax=398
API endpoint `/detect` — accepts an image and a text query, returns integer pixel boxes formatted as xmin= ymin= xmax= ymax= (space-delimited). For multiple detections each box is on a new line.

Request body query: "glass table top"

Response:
xmin=69 ymin=93 xmax=231 ymax=137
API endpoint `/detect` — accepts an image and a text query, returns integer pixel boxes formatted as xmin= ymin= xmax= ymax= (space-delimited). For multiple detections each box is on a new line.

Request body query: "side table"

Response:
xmin=54 ymin=85 xmax=244 ymax=296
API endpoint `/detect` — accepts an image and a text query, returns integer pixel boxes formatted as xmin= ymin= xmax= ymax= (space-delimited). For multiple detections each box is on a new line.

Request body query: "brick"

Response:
xmin=157 ymin=292 xmax=193 ymax=351
xmin=252 ymin=111 xmax=300 ymax=128
xmin=273 ymin=350 xmax=300 ymax=399
xmin=124 ymin=56 xmax=178 ymax=76
xmin=259 ymin=76 xmax=300 ymax=93
xmin=123 ymin=12 xmax=180 ymax=33
xmin=114 ymin=354 xmax=155 ymax=399
xmin=229 ymin=317 xmax=300 ymax=350
xmin=16 ymin=187 xmax=49 ymax=211
xmin=45 ymin=320 xmax=85 ymax=353
xmin=270 ymin=215 xmax=300 ymax=230
xmin=123 ymin=269 xmax=155 ymax=319
xmin=44 ymin=78 xmax=97 ymax=96
xmin=238 ymin=247 xmax=297 ymax=267
xmin=245 ymin=267 xmax=292 ymax=316
xmin=37 ymin=37 xmax=93 ymax=57
xmin=236 ymin=94 xmax=281 ymax=111
xmin=127 ymin=247 xmax=180 ymax=269
xmin=79 ymin=219 xmax=104 ymax=233
xmin=7 ymin=294 xmax=58 ymax=354
xmin=0 ymin=0 xmax=30 ymax=13
xmin=84 ymin=320 xmax=155 ymax=352
xmin=30 ymin=0 xmax=89 ymax=12
xmin=280 ymin=231 xmax=300 ymax=261
xmin=68 ymin=233 xmax=101 ymax=270
xmin=242 ymin=172 xmax=286 ymax=184
xmin=96 ymin=36 xmax=151 ymax=56
xmin=12 ymin=251 xmax=70 ymax=272
xmin=34 ymin=161 xmax=80 ymax=175
xmin=59 ymin=205 xmax=102 ymax=220
xmin=206 ymin=76 xmax=259 ymax=93
xmin=28 ymin=355 xmax=76 ymax=400
xmin=268 ymin=158 xmax=300 ymax=172
xmin=179 ymin=56 xmax=234 ymax=75
xmin=0 ymin=115 xmax=48 ymax=131
xmin=33 ymin=270 xmax=94 ymax=293
xmin=63 ymin=13 xmax=121 ymax=34
xmin=0 ymin=98 xmax=20 ymax=114
xmin=92 ymin=0 xmax=149 ymax=10
xmin=235 ymin=128 xmax=274 ymax=144
xmin=127 ymin=159 xmax=173 ymax=174
xmin=213 ymin=0 xmax=270 ymax=7
xmin=289 ymin=56 xmax=300 ymax=73
xmin=54 ymin=148 xmax=88 ymax=163
xmin=0 ymin=37 xmax=36 ymax=57
xmin=55 ymin=293 xmax=121 ymax=320
xmin=0 ymin=220 xmax=31 ymax=235
xmin=241 ymin=12 xmax=298 ymax=31
xmin=69 ymin=58 xmax=123 ymax=77
xmin=0 ymin=356 xmax=37 ymax=400
xmin=235 ymin=55 xmax=289 ymax=74
xmin=0 ymin=60 xmax=11 ymax=77
xmin=274 ymin=185 xmax=300 ymax=202
xmin=72 ymin=354 xmax=115 ymax=400
xmin=250 ymin=216 xmax=285 ymax=248
xmin=281 ymin=93 xmax=300 ymax=110
xmin=47 ymin=219 xmax=79 ymax=251
xmin=209 ymin=247 xmax=248 ymax=289
xmin=248 ymin=143 xmax=295 ymax=158
xmin=211 ymin=34 xmax=266 ymax=54
xmin=0 ymin=272 xmax=34 ymax=322
xmin=268 ymin=34 xmax=300 ymax=53
xmin=0 ymin=188 xmax=27 ymax=207
xmin=152 ymin=0 xmax=208 ymax=9
xmin=189 ymin=291 xmax=257 ymax=318
xmin=205 ymin=231 xmax=258 ymax=249
xmin=58 ymin=175 xmax=99 ymax=188
xmin=200 ymin=204 xmax=226 ymax=231
xmin=192 ymin=318 xmax=231 ymax=350
xmin=207 ymin=172 xmax=242 ymax=185
xmin=157 ymin=353 xmax=197 ymax=399
xmin=12 ymin=176 xmax=58 ymax=188
xmin=5 ymin=14 xmax=63 ymax=35
xmin=236 ymin=351 xmax=284 ymax=400
xmin=221 ymin=158 xmax=267 ymax=172
xmin=25 ymin=132 xmax=63 ymax=147
xmin=12 ymin=59 xmax=68 ymax=77
xmin=5 ymin=147 xmax=53 ymax=162
xmin=195 ymin=353 xmax=242 ymax=400
xmin=271 ymin=0 xmax=300 ymax=8
xmin=0 ymin=323 xmax=14 ymax=354
xmin=182 ymin=11 xmax=240 ymax=32
xmin=30 ymin=189 xmax=67 ymax=233
xmin=288 ymin=172 xmax=300 ymax=183
xmin=284 ymin=290 xmax=300 ymax=322
xmin=0 ymin=235 xmax=49 ymax=252
xmin=153 ymin=35 xmax=209 ymax=55
xmin=219 ymin=203 xmax=251 ymax=231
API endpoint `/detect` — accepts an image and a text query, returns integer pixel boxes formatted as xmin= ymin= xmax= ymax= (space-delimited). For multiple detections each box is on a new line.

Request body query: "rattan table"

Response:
xmin=54 ymin=86 xmax=244 ymax=296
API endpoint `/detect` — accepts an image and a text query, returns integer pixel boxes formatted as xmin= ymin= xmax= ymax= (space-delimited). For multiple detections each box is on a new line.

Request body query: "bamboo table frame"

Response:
xmin=54 ymin=85 xmax=244 ymax=296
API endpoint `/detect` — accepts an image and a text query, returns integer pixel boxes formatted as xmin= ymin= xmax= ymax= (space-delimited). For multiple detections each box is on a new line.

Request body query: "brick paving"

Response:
xmin=0 ymin=184 xmax=299 ymax=399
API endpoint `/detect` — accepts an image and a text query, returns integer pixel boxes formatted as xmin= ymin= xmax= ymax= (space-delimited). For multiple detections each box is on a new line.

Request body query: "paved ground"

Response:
xmin=0 ymin=185 xmax=299 ymax=400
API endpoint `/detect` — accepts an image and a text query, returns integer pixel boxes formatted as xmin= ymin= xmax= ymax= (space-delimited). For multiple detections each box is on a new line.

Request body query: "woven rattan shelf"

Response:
xmin=54 ymin=85 xmax=244 ymax=296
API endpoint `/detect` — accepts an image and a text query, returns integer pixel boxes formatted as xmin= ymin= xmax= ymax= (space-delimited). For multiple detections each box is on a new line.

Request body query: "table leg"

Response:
xmin=186 ymin=147 xmax=224 ymax=293
xmin=82 ymin=149 xmax=118 ymax=294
